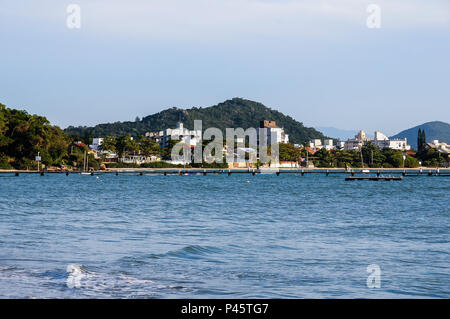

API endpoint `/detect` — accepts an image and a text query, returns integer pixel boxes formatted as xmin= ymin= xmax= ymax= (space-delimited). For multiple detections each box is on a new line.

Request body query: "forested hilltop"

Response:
xmin=1 ymin=100 xmax=447 ymax=170
xmin=64 ymin=98 xmax=327 ymax=144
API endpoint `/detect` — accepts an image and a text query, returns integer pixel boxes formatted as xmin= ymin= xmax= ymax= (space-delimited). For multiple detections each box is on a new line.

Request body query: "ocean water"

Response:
xmin=0 ymin=173 xmax=448 ymax=298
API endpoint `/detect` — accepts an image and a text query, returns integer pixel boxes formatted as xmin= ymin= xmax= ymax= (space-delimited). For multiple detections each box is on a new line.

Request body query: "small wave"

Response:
xmin=66 ymin=264 xmax=89 ymax=288
xmin=117 ymin=245 xmax=223 ymax=267
xmin=65 ymin=263 xmax=155 ymax=296
xmin=165 ymin=245 xmax=222 ymax=259
xmin=0 ymin=266 xmax=17 ymax=272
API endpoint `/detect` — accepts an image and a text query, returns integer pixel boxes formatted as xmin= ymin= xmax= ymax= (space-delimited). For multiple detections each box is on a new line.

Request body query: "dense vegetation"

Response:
xmin=100 ymin=135 xmax=160 ymax=158
xmin=64 ymin=98 xmax=328 ymax=144
xmin=391 ymin=121 xmax=450 ymax=149
xmin=0 ymin=103 xmax=70 ymax=169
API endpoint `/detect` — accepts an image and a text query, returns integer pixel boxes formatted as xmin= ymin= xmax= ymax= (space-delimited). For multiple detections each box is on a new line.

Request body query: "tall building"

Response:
xmin=258 ymin=120 xmax=289 ymax=146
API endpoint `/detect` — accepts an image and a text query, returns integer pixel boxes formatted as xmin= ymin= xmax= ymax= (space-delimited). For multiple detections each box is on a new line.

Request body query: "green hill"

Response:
xmin=390 ymin=121 xmax=450 ymax=149
xmin=65 ymin=98 xmax=327 ymax=144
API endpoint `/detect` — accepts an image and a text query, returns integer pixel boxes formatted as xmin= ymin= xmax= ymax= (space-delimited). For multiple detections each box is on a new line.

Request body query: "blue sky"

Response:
xmin=1 ymin=0 xmax=449 ymax=135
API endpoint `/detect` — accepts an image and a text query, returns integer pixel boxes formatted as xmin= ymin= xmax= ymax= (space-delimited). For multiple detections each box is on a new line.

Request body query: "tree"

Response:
xmin=99 ymin=136 xmax=117 ymax=153
xmin=0 ymin=104 xmax=12 ymax=148
xmin=382 ymin=149 xmax=403 ymax=168
xmin=0 ymin=104 xmax=70 ymax=169
xmin=138 ymin=137 xmax=160 ymax=155
xmin=404 ymin=155 xmax=419 ymax=168
xmin=422 ymin=129 xmax=426 ymax=150
xmin=279 ymin=143 xmax=300 ymax=162
xmin=417 ymin=128 xmax=427 ymax=153
xmin=361 ymin=142 xmax=385 ymax=167
xmin=417 ymin=129 xmax=422 ymax=152
xmin=314 ymin=148 xmax=333 ymax=167
xmin=333 ymin=149 xmax=358 ymax=168
xmin=161 ymin=139 xmax=180 ymax=160
xmin=115 ymin=135 xmax=139 ymax=157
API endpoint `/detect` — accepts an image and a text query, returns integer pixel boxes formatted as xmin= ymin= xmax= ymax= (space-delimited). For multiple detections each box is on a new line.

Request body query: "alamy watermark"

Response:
xmin=169 ymin=120 xmax=280 ymax=165
xmin=65 ymin=4 xmax=381 ymax=31
xmin=66 ymin=4 xmax=81 ymax=29
xmin=367 ymin=4 xmax=381 ymax=29
xmin=366 ymin=264 xmax=381 ymax=288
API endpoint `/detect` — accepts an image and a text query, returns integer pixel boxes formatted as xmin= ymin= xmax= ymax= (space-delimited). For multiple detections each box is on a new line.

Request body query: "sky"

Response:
xmin=1 ymin=0 xmax=449 ymax=136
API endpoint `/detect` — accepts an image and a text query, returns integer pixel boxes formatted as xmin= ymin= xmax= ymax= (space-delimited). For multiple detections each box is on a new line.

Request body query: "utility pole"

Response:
xmin=360 ymin=148 xmax=364 ymax=168
xmin=83 ymin=150 xmax=87 ymax=172
xmin=36 ymin=152 xmax=41 ymax=172
xmin=402 ymin=152 xmax=406 ymax=169
xmin=306 ymin=148 xmax=309 ymax=168
xmin=303 ymin=143 xmax=309 ymax=168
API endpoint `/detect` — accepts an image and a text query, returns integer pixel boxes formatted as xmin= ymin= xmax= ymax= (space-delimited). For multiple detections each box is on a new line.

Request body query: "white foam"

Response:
xmin=66 ymin=264 xmax=87 ymax=289
xmin=65 ymin=264 xmax=154 ymax=295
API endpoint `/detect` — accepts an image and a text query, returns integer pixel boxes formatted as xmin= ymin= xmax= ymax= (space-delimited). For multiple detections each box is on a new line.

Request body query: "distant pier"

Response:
xmin=345 ymin=176 xmax=403 ymax=181
xmin=1 ymin=168 xmax=449 ymax=179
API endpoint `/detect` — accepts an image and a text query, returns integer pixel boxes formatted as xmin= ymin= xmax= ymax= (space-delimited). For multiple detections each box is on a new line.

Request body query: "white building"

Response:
xmin=343 ymin=130 xmax=370 ymax=151
xmin=373 ymin=131 xmax=410 ymax=151
xmin=148 ymin=122 xmax=202 ymax=148
xmin=89 ymin=138 xmax=104 ymax=151
xmin=309 ymin=139 xmax=335 ymax=151
xmin=427 ymin=140 xmax=450 ymax=153
xmin=121 ymin=154 xmax=161 ymax=165
xmin=258 ymin=120 xmax=289 ymax=146
xmin=145 ymin=131 xmax=163 ymax=145
xmin=323 ymin=139 xmax=334 ymax=150
xmin=309 ymin=139 xmax=322 ymax=149
xmin=344 ymin=130 xmax=411 ymax=151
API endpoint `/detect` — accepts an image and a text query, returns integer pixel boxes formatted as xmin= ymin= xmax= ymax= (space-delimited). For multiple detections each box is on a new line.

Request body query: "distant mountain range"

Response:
xmin=390 ymin=121 xmax=450 ymax=149
xmin=65 ymin=98 xmax=327 ymax=144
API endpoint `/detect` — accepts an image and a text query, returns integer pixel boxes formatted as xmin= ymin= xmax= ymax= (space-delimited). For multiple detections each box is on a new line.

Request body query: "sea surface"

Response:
xmin=0 ymin=173 xmax=448 ymax=298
